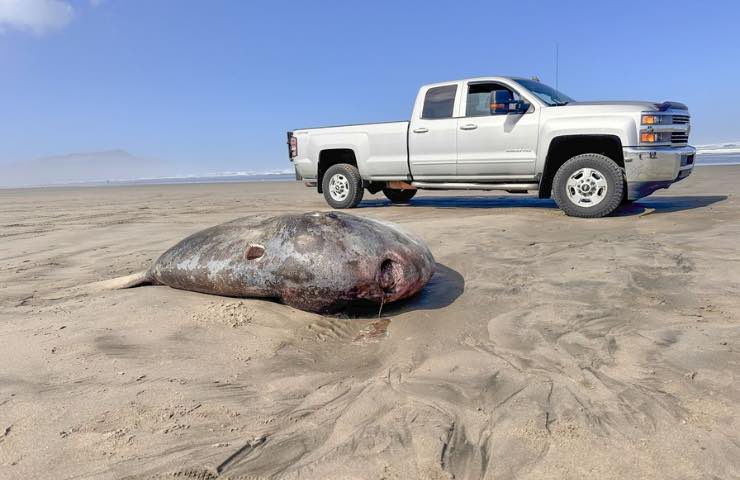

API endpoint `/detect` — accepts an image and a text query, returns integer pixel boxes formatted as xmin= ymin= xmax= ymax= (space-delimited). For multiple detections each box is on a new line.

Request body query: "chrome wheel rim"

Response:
xmin=328 ymin=173 xmax=350 ymax=202
xmin=566 ymin=167 xmax=608 ymax=207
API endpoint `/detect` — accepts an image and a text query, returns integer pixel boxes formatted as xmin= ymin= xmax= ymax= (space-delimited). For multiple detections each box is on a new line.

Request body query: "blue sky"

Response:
xmin=1 ymin=0 xmax=739 ymax=175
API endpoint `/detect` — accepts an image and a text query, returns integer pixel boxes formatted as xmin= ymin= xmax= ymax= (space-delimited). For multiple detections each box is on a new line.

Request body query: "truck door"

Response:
xmin=456 ymin=82 xmax=539 ymax=177
xmin=408 ymin=84 xmax=459 ymax=180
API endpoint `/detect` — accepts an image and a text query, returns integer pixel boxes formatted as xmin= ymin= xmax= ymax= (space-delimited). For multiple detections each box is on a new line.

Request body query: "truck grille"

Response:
xmin=671 ymin=114 xmax=690 ymax=124
xmin=671 ymin=132 xmax=689 ymax=144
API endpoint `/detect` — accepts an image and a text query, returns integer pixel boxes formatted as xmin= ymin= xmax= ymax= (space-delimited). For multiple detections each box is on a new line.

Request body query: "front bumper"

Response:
xmin=622 ymin=145 xmax=696 ymax=200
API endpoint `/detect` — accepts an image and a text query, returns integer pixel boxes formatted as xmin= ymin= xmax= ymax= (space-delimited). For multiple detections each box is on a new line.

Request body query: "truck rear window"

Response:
xmin=422 ymin=85 xmax=457 ymax=119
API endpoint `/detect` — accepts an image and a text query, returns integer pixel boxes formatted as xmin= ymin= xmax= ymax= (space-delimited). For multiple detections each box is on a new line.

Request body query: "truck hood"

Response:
xmin=560 ymin=100 xmax=688 ymax=112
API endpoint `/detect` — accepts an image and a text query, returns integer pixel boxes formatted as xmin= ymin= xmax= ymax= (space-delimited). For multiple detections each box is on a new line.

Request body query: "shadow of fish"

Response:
xmin=109 ymin=212 xmax=435 ymax=313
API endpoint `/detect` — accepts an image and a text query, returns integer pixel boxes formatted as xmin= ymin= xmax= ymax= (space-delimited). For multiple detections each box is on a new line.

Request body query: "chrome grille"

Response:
xmin=672 ymin=114 xmax=690 ymax=124
xmin=671 ymin=132 xmax=689 ymax=144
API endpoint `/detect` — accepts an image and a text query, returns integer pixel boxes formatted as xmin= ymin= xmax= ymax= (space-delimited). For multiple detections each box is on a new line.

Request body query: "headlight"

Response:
xmin=641 ymin=114 xmax=663 ymax=125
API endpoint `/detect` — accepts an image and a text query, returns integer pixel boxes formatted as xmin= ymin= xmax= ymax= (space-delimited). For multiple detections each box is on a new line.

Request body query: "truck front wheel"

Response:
xmin=322 ymin=164 xmax=364 ymax=209
xmin=552 ymin=153 xmax=624 ymax=218
xmin=383 ymin=188 xmax=417 ymax=204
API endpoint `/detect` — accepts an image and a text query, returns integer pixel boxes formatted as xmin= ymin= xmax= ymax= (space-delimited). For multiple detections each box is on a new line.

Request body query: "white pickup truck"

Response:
xmin=287 ymin=77 xmax=695 ymax=218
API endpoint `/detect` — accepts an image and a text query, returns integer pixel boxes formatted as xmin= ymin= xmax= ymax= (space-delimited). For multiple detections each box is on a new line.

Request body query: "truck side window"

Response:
xmin=421 ymin=85 xmax=457 ymax=119
xmin=466 ymin=83 xmax=520 ymax=117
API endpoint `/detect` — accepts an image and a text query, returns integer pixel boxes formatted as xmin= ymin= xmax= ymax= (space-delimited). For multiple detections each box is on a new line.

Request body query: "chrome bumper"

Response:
xmin=622 ymin=145 xmax=695 ymax=200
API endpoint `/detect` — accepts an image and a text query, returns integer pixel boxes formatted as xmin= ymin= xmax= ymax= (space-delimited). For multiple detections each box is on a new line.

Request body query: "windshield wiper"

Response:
xmin=553 ymin=101 xmax=569 ymax=106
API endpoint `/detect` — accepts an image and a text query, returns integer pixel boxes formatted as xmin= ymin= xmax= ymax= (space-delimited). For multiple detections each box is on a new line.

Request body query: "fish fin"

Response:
xmin=58 ymin=270 xmax=154 ymax=300
xmin=88 ymin=270 xmax=154 ymax=291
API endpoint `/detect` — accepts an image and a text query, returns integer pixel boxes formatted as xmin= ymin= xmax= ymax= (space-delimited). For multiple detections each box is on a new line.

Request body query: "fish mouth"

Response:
xmin=376 ymin=249 xmax=435 ymax=304
xmin=379 ymin=259 xmax=400 ymax=293
xmin=378 ymin=257 xmax=416 ymax=301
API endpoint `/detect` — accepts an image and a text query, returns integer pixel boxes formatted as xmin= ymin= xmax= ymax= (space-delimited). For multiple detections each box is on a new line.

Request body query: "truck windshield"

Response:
xmin=514 ymin=79 xmax=575 ymax=106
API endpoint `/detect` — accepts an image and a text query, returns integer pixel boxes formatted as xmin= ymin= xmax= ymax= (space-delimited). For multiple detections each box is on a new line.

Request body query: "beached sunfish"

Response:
xmin=115 ymin=212 xmax=435 ymax=313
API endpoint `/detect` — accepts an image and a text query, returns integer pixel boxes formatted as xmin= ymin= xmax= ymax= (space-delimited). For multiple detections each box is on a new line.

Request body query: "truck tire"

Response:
xmin=322 ymin=164 xmax=364 ymax=209
xmin=552 ymin=153 xmax=624 ymax=218
xmin=383 ymin=188 xmax=417 ymax=204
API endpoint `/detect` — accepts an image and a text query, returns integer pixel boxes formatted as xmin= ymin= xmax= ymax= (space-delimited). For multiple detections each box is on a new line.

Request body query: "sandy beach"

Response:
xmin=1 ymin=165 xmax=738 ymax=479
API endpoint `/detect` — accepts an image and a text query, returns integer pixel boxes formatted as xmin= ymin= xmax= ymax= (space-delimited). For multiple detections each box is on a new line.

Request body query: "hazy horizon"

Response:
xmin=2 ymin=145 xmax=738 ymax=189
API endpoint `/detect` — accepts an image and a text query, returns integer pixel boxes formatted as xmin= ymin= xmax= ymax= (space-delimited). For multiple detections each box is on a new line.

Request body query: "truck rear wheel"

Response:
xmin=322 ymin=164 xmax=364 ymax=209
xmin=383 ymin=188 xmax=417 ymax=204
xmin=552 ymin=153 xmax=624 ymax=218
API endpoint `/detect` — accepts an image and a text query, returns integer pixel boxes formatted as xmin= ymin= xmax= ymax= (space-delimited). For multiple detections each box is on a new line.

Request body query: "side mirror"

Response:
xmin=490 ymin=90 xmax=529 ymax=114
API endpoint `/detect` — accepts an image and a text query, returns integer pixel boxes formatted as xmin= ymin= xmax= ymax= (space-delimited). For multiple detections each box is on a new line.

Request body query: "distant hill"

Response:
xmin=0 ymin=149 xmax=172 ymax=187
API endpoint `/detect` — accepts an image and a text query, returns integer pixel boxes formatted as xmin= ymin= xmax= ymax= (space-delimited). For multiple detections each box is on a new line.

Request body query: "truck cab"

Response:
xmin=288 ymin=77 xmax=695 ymax=218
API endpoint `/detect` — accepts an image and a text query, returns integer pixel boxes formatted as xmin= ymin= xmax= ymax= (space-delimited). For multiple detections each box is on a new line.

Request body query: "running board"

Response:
xmin=411 ymin=182 xmax=539 ymax=191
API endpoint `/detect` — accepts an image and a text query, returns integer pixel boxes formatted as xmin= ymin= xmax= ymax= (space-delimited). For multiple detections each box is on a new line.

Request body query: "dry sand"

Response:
xmin=1 ymin=166 xmax=738 ymax=479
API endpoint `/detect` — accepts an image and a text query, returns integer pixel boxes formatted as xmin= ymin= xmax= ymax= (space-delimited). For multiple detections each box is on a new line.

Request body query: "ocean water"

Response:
xmin=101 ymin=173 xmax=296 ymax=186
xmin=695 ymin=154 xmax=740 ymax=166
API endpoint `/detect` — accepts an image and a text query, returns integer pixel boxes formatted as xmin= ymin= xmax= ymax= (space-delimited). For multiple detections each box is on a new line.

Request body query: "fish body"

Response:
xmin=141 ymin=212 xmax=435 ymax=312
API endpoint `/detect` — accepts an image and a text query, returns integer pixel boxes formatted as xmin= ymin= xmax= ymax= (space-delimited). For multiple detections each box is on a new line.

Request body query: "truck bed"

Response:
xmin=292 ymin=120 xmax=408 ymax=131
xmin=292 ymin=121 xmax=411 ymax=180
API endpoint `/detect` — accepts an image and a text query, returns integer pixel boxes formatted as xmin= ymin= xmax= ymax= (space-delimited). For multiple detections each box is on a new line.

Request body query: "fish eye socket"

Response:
xmin=245 ymin=243 xmax=265 ymax=260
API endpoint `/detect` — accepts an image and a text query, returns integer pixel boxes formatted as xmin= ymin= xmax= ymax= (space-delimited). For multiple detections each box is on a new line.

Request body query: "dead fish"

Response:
xmin=109 ymin=212 xmax=435 ymax=313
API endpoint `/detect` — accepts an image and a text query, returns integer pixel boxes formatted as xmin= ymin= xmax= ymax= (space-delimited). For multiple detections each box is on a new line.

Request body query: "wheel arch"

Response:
xmin=317 ymin=149 xmax=358 ymax=193
xmin=539 ymin=134 xmax=624 ymax=199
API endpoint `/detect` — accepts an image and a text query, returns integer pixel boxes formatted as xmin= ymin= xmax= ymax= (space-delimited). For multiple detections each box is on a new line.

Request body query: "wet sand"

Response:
xmin=0 ymin=166 xmax=738 ymax=479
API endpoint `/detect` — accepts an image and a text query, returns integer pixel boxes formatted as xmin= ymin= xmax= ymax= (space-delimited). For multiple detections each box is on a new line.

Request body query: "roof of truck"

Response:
xmin=422 ymin=76 xmax=529 ymax=87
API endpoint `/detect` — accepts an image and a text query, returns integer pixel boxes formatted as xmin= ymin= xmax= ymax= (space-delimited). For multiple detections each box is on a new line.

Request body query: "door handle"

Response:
xmin=460 ymin=124 xmax=478 ymax=130
xmin=412 ymin=127 xmax=429 ymax=133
